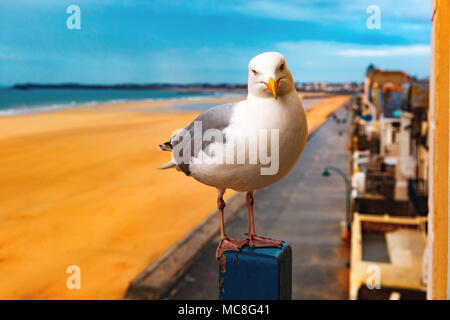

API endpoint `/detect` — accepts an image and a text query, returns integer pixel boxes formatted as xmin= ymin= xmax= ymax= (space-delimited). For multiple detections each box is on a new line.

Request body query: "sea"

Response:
xmin=0 ymin=87 xmax=241 ymax=116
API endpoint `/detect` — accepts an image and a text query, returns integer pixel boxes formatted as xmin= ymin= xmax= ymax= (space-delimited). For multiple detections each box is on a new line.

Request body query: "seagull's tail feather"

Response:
xmin=157 ymin=161 xmax=177 ymax=170
xmin=157 ymin=141 xmax=172 ymax=151
xmin=157 ymin=141 xmax=177 ymax=170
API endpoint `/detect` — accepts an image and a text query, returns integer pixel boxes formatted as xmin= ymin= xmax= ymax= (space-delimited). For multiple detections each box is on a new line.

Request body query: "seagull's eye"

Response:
xmin=252 ymin=69 xmax=258 ymax=76
xmin=279 ymin=63 xmax=285 ymax=71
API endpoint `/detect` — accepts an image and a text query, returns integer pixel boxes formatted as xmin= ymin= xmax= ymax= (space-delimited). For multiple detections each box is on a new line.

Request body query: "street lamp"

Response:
xmin=322 ymin=166 xmax=351 ymax=243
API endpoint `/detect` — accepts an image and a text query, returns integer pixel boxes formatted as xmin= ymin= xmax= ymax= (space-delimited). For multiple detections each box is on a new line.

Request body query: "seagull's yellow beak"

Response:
xmin=263 ymin=77 xmax=278 ymax=99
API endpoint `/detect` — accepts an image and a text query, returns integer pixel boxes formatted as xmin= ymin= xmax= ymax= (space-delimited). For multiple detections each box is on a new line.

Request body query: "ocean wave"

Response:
xmin=0 ymin=92 xmax=243 ymax=117
xmin=0 ymin=102 xmax=79 ymax=116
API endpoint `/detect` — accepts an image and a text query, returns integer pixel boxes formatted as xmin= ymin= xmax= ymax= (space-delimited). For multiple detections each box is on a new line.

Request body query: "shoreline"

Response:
xmin=0 ymin=92 xmax=244 ymax=117
xmin=0 ymin=90 xmax=338 ymax=117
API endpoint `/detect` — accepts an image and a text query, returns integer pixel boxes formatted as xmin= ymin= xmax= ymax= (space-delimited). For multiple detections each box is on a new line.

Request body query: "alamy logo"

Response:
xmin=366 ymin=265 xmax=381 ymax=289
xmin=172 ymin=121 xmax=280 ymax=175
xmin=66 ymin=5 xmax=81 ymax=30
xmin=366 ymin=5 xmax=381 ymax=30
xmin=66 ymin=265 xmax=81 ymax=290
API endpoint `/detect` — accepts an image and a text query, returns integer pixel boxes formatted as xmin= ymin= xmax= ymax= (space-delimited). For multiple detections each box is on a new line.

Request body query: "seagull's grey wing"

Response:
xmin=171 ymin=102 xmax=237 ymax=176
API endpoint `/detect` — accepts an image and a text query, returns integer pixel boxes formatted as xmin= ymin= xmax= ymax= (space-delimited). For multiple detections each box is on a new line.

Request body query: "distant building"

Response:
xmin=364 ymin=67 xmax=409 ymax=118
xmin=295 ymin=81 xmax=363 ymax=94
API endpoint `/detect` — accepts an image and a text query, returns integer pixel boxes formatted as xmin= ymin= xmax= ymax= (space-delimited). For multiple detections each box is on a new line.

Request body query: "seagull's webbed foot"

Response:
xmin=216 ymin=237 xmax=247 ymax=259
xmin=245 ymin=233 xmax=283 ymax=248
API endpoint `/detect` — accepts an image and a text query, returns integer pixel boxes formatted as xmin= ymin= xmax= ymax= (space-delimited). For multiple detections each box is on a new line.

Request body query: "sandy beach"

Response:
xmin=0 ymin=94 xmax=350 ymax=299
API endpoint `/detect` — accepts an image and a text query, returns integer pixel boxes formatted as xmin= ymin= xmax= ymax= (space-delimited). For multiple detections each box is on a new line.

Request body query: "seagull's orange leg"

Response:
xmin=245 ymin=191 xmax=283 ymax=248
xmin=215 ymin=190 xmax=246 ymax=259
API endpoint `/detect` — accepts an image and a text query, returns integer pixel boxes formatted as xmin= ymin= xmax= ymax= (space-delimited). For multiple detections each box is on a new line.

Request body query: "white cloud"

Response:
xmin=338 ymin=44 xmax=430 ymax=57
xmin=274 ymin=41 xmax=430 ymax=82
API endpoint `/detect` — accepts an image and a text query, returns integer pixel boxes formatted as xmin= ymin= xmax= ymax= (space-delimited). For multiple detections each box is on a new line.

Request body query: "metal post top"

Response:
xmin=223 ymin=242 xmax=291 ymax=260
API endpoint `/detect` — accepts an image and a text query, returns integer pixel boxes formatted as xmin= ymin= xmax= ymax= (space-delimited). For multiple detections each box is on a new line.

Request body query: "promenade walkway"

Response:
xmin=170 ymin=107 xmax=351 ymax=299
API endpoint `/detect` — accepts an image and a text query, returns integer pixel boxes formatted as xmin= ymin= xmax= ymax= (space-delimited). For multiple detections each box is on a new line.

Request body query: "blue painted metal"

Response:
xmin=218 ymin=243 xmax=292 ymax=300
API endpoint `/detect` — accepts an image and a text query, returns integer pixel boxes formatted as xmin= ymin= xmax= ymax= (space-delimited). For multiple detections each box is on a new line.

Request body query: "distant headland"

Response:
xmin=11 ymin=81 xmax=363 ymax=94
xmin=11 ymin=83 xmax=247 ymax=92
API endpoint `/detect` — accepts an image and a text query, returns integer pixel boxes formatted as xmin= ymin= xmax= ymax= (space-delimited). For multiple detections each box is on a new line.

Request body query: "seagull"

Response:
xmin=158 ymin=52 xmax=308 ymax=259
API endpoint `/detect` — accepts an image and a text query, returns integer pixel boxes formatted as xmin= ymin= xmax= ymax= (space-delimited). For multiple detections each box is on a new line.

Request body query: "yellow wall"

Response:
xmin=428 ymin=0 xmax=450 ymax=300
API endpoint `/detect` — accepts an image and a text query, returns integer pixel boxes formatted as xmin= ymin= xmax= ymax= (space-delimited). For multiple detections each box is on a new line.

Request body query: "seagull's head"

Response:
xmin=247 ymin=52 xmax=295 ymax=100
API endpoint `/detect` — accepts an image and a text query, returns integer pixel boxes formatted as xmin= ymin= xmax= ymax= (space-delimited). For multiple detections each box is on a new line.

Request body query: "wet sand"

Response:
xmin=0 ymin=94 xmax=349 ymax=299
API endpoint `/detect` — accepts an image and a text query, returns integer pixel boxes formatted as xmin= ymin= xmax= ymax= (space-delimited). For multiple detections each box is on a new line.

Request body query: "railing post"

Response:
xmin=218 ymin=243 xmax=292 ymax=300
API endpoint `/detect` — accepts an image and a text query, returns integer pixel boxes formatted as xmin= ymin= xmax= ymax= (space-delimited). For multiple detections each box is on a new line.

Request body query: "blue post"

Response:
xmin=218 ymin=243 xmax=292 ymax=300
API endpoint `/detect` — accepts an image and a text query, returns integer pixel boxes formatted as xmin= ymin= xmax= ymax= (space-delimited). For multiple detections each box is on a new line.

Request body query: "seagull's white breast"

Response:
xmin=189 ymin=92 xmax=308 ymax=191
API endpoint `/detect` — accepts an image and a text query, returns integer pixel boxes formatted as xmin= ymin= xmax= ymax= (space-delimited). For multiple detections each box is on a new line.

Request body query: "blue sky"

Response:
xmin=0 ymin=0 xmax=431 ymax=85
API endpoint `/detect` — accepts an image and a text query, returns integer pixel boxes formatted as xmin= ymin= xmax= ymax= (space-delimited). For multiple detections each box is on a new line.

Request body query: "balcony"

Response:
xmin=408 ymin=179 xmax=428 ymax=216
